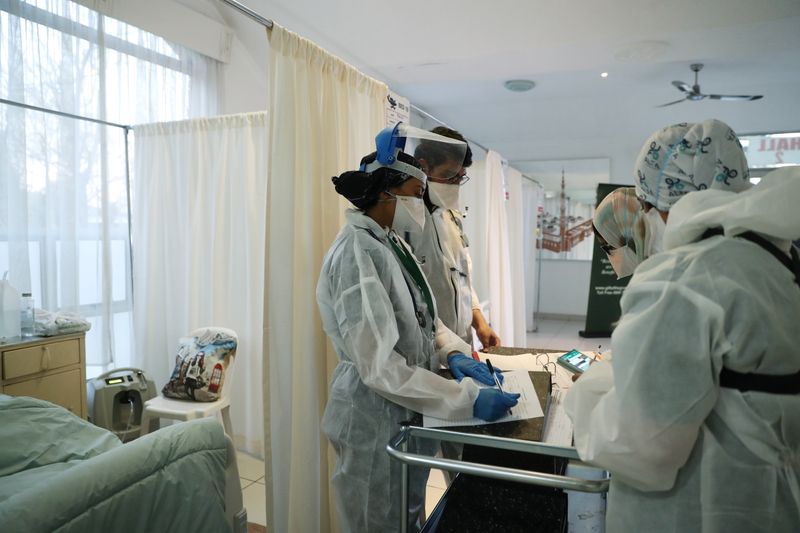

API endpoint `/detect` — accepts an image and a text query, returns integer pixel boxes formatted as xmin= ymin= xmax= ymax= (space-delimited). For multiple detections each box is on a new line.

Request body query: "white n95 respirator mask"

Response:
xmin=427 ymin=182 xmax=461 ymax=211
xmin=391 ymin=195 xmax=426 ymax=235
xmin=608 ymin=246 xmax=640 ymax=279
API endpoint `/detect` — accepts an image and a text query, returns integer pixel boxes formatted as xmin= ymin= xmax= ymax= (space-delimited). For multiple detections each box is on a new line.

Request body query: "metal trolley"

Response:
xmin=387 ymin=424 xmax=610 ymax=533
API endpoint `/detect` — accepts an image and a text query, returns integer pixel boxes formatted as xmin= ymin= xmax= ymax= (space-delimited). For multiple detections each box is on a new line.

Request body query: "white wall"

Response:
xmin=221 ymin=35 xmax=269 ymax=114
xmin=538 ymin=259 xmax=592 ymax=317
xmin=512 ymin=138 xmax=639 ymax=319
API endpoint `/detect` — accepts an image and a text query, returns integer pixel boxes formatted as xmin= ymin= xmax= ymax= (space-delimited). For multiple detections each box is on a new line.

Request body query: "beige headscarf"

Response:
xmin=593 ymin=188 xmax=647 ymax=262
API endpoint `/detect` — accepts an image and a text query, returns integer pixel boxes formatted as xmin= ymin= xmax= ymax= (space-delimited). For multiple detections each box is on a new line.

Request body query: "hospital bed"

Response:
xmin=0 ymin=394 xmax=247 ymax=532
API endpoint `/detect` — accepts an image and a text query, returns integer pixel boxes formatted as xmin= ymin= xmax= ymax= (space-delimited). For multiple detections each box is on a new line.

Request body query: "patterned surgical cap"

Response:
xmin=634 ymin=119 xmax=751 ymax=211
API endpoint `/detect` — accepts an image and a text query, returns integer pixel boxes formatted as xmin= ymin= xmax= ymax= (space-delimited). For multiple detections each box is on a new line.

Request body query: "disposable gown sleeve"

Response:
xmin=434 ymin=318 xmax=472 ymax=361
xmin=334 ymin=254 xmax=479 ymax=420
xmin=565 ymin=276 xmax=731 ymax=491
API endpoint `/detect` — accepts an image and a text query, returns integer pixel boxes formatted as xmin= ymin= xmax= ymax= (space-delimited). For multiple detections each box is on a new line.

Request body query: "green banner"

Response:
xmin=579 ymin=183 xmax=632 ymax=338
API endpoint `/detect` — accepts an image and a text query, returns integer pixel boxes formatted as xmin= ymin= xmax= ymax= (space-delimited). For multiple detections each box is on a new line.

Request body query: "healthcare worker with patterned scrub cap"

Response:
xmin=317 ymin=123 xmax=519 ymax=533
xmin=565 ymin=119 xmax=800 ymax=532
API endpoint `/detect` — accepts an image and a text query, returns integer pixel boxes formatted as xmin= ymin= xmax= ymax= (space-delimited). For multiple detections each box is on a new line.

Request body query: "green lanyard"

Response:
xmin=387 ymin=234 xmax=437 ymax=330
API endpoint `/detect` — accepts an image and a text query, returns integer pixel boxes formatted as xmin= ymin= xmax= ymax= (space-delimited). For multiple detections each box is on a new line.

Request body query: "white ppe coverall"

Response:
xmin=317 ymin=209 xmax=479 ymax=532
xmin=405 ymin=207 xmax=480 ymax=344
xmin=566 ymin=167 xmax=800 ymax=532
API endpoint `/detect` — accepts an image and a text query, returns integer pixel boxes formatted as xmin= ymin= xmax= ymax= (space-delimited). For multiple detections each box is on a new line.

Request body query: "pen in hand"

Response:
xmin=485 ymin=359 xmax=512 ymax=416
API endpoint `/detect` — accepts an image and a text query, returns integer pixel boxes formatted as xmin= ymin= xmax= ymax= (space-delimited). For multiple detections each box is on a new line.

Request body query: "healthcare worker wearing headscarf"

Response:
xmin=592 ymin=187 xmax=647 ymax=279
xmin=566 ymin=119 xmax=800 ymax=532
xmin=317 ymin=124 xmax=520 ymax=533
xmin=404 ymin=126 xmax=501 ymax=349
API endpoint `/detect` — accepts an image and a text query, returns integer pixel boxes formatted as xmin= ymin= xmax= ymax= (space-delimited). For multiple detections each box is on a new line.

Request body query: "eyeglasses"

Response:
xmin=438 ymin=173 xmax=470 ymax=186
xmin=599 ymin=242 xmax=616 ymax=255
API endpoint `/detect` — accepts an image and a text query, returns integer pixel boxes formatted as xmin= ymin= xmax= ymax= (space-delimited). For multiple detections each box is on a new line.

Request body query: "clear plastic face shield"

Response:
xmin=361 ymin=123 xmax=468 ymax=187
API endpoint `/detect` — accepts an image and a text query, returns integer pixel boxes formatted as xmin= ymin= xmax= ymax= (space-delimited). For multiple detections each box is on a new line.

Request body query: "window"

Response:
xmin=0 ymin=0 xmax=219 ymax=366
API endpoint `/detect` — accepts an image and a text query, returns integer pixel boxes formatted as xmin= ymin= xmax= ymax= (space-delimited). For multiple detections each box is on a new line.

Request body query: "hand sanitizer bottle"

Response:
xmin=20 ymin=293 xmax=35 ymax=337
xmin=0 ymin=273 xmax=21 ymax=341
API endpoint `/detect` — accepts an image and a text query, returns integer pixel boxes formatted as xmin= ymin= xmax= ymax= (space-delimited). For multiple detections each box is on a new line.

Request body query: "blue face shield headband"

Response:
xmin=360 ymin=123 xmax=427 ymax=184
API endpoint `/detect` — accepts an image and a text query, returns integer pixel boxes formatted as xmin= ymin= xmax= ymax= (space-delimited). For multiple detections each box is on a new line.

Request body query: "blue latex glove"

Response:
xmin=473 ymin=388 xmax=521 ymax=421
xmin=447 ymin=353 xmax=498 ymax=386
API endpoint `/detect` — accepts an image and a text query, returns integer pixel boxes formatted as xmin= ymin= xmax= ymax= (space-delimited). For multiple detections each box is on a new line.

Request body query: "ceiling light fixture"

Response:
xmin=600 ymin=72 xmax=609 ymax=78
xmin=504 ymin=79 xmax=536 ymax=92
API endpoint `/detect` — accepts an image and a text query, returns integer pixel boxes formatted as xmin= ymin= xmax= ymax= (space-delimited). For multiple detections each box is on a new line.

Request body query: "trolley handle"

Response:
xmin=386 ymin=425 xmax=609 ymax=494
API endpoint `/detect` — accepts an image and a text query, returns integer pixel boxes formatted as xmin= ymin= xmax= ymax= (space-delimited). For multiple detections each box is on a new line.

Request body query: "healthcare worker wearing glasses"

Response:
xmin=404 ymin=127 xmax=501 ymax=349
xmin=317 ymin=124 xmax=520 ymax=533
xmin=566 ymin=119 xmax=800 ymax=532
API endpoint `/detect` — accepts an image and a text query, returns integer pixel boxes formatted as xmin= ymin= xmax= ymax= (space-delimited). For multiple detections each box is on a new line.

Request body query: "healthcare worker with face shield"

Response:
xmin=317 ymin=124 xmax=519 ymax=533
xmin=404 ymin=126 xmax=501 ymax=349
xmin=565 ymin=119 xmax=800 ymax=532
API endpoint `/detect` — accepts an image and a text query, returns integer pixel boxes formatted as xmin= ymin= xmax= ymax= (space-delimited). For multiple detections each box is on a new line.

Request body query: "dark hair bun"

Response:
xmin=331 ymin=150 xmax=424 ymax=210
xmin=332 ymin=171 xmax=377 ymax=210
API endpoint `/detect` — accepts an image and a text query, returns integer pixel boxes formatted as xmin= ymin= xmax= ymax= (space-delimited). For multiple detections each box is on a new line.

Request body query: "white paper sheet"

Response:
xmin=477 ymin=351 xmax=604 ymax=445
xmin=476 ymin=352 xmax=540 ymax=371
xmin=422 ymin=370 xmax=544 ymax=428
xmin=542 ymin=388 xmax=573 ymax=446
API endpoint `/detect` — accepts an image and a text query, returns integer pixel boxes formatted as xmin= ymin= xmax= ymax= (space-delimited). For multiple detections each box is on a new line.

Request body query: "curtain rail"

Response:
xmin=215 ymin=0 xmax=542 ymax=187
xmin=0 ymin=97 xmax=131 ymax=130
xmin=219 ymin=0 xmax=274 ymax=29
xmin=0 ymin=96 xmax=135 ymax=305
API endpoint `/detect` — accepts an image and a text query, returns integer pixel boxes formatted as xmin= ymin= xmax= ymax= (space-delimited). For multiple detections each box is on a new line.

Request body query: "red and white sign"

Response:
xmin=741 ymin=133 xmax=800 ymax=168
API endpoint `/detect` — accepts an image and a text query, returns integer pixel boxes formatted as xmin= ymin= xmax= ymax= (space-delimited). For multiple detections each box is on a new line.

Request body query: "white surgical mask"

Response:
xmin=427 ymin=182 xmax=461 ymax=211
xmin=391 ymin=194 xmax=426 ymax=235
xmin=607 ymin=246 xmax=640 ymax=279
xmin=643 ymin=208 xmax=667 ymax=256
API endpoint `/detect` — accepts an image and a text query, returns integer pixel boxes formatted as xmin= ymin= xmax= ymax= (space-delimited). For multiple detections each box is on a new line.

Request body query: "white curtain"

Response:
xmin=0 ymin=0 xmax=218 ymax=367
xmin=483 ymin=151 xmax=515 ymax=344
xmin=504 ymin=166 xmax=527 ymax=346
xmin=460 ymin=159 xmax=490 ymax=310
xmin=523 ymin=180 xmax=543 ymax=331
xmin=131 ymin=112 xmax=268 ymax=455
xmin=264 ymin=24 xmax=387 ymax=533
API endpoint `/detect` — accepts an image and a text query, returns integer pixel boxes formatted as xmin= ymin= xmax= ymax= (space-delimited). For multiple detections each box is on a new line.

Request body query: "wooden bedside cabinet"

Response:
xmin=1 ymin=333 xmax=87 ymax=419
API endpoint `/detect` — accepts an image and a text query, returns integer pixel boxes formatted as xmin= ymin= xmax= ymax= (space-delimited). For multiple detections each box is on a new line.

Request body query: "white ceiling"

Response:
xmin=216 ymin=0 xmax=800 ymax=168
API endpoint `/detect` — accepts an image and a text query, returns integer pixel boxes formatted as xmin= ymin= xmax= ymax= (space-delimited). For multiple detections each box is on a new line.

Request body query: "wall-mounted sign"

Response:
xmin=740 ymin=133 xmax=800 ymax=168
xmin=384 ymin=91 xmax=410 ymax=127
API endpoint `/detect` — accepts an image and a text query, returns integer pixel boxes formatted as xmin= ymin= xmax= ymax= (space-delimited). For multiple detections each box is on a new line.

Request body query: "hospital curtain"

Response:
xmin=505 ymin=166 xmax=528 ymax=346
xmin=484 ymin=150 xmax=515 ymax=344
xmin=264 ymin=23 xmax=387 ymax=533
xmin=0 ymin=0 xmax=219 ymax=367
xmin=523 ymin=180 xmax=543 ymax=332
xmin=131 ymin=112 xmax=268 ymax=456
xmin=460 ymin=159 xmax=490 ymax=315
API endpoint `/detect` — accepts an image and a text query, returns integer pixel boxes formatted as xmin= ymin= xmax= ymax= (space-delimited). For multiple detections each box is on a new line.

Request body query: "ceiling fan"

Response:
xmin=657 ymin=63 xmax=763 ymax=107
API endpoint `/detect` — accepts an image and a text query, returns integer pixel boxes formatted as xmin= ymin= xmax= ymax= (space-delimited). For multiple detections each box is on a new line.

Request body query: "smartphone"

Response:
xmin=557 ymin=349 xmax=594 ymax=374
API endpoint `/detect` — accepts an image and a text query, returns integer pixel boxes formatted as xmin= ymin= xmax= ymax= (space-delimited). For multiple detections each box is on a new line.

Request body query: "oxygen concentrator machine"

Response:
xmin=87 ymin=368 xmax=156 ymax=442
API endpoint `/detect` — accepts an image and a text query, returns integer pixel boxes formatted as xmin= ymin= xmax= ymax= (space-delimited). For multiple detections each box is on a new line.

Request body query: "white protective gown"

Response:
xmin=405 ymin=206 xmax=480 ymax=344
xmin=317 ymin=209 xmax=479 ymax=533
xmin=566 ymin=167 xmax=800 ymax=533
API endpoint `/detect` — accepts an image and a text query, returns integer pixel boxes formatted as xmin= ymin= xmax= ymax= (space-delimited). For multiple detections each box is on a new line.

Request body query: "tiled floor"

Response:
xmin=236 ymin=317 xmax=611 ymax=526
xmin=425 ymin=316 xmax=610 ymax=519
xmin=237 ymin=451 xmax=267 ymax=527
